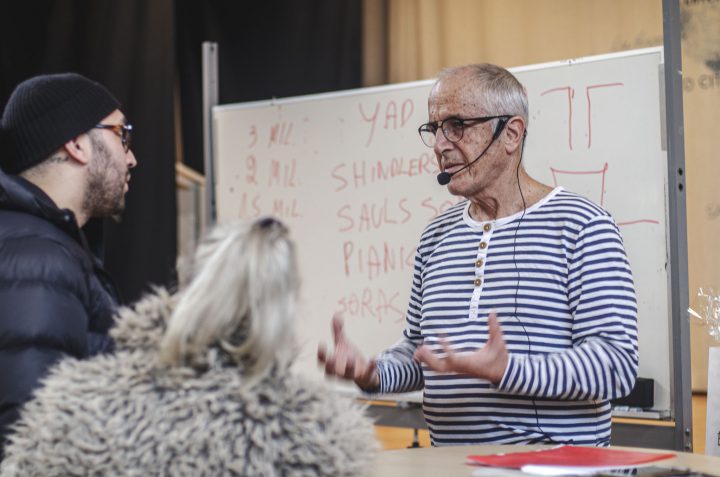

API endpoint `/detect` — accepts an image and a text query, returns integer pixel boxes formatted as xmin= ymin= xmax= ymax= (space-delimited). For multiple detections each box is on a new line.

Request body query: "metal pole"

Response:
xmin=202 ymin=41 xmax=219 ymax=226
xmin=662 ymin=0 xmax=693 ymax=452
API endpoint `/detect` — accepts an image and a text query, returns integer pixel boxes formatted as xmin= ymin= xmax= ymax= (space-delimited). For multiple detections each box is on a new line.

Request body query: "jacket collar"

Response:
xmin=0 ymin=169 xmax=101 ymax=253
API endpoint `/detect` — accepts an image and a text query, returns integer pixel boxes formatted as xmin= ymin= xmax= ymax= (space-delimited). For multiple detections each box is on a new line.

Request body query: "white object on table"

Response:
xmin=707 ymin=346 xmax=720 ymax=457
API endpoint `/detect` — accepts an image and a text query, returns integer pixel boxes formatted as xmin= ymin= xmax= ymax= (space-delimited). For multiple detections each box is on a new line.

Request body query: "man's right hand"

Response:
xmin=317 ymin=314 xmax=380 ymax=392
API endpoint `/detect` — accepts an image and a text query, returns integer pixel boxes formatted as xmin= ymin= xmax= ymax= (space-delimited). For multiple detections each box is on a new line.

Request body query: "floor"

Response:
xmin=375 ymin=393 xmax=709 ymax=453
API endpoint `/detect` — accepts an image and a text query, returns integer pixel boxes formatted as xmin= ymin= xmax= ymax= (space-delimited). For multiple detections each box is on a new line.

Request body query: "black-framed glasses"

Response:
xmin=418 ymin=115 xmax=509 ymax=148
xmin=94 ymin=124 xmax=133 ymax=152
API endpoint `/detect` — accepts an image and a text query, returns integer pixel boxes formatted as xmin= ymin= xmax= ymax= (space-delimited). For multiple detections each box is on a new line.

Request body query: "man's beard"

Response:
xmin=82 ymin=133 xmax=128 ymax=219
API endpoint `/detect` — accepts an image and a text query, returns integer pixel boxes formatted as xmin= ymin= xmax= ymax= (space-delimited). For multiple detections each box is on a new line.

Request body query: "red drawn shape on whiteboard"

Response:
xmin=246 ymin=155 xmax=258 ymax=185
xmin=358 ymin=102 xmax=380 ymax=146
xmin=541 ymin=86 xmax=575 ymax=150
xmin=550 ymin=162 xmax=608 ymax=205
xmin=271 ymin=198 xmax=302 ymax=218
xmin=330 ymin=154 xmax=437 ymax=190
xmin=401 ymin=99 xmax=414 ymax=128
xmin=358 ymin=99 xmax=415 ymax=147
xmin=336 ymin=198 xmax=412 ymax=233
xmin=617 ymin=219 xmax=660 ymax=226
xmin=550 ymin=163 xmax=659 ymax=225
xmin=336 ymin=287 xmax=404 ymax=323
xmin=268 ymin=122 xmax=293 ymax=147
xmin=331 ymin=163 xmax=349 ymax=191
xmin=268 ymin=159 xmax=298 ymax=188
xmin=238 ymin=193 xmax=261 ymax=219
xmin=248 ymin=125 xmax=258 ymax=148
xmin=420 ymin=196 xmax=464 ymax=219
xmin=384 ymin=101 xmax=398 ymax=130
xmin=342 ymin=240 xmax=415 ymax=280
xmin=586 ymin=83 xmax=624 ymax=148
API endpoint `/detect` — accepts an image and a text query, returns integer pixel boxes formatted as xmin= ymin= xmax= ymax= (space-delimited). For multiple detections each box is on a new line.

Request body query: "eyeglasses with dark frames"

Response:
xmin=418 ymin=115 xmax=509 ymax=148
xmin=94 ymin=124 xmax=133 ymax=153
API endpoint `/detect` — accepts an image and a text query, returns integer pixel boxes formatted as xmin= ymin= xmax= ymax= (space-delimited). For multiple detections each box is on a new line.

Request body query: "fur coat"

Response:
xmin=0 ymin=290 xmax=378 ymax=476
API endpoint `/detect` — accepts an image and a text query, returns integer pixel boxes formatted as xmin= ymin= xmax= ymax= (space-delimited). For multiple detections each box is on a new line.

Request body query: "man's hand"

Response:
xmin=318 ymin=314 xmax=380 ymax=391
xmin=414 ymin=311 xmax=509 ymax=384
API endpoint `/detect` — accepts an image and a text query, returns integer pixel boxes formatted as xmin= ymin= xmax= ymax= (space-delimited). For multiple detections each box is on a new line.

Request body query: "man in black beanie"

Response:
xmin=0 ymin=73 xmax=137 ymax=457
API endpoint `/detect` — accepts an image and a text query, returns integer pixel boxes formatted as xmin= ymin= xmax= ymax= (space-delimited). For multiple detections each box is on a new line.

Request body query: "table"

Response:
xmin=370 ymin=445 xmax=720 ymax=476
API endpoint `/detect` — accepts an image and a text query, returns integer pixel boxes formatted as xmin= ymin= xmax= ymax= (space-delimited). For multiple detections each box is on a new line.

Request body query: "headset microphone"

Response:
xmin=436 ymin=117 xmax=509 ymax=186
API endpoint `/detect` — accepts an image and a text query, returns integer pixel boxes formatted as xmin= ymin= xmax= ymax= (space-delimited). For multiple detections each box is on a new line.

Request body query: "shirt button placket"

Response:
xmin=470 ymin=222 xmax=492 ymax=320
xmin=474 ymin=224 xmax=491 ymax=288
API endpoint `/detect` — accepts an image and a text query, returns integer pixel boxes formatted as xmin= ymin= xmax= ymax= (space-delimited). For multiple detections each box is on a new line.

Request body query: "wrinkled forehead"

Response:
xmin=428 ymin=73 xmax=487 ymax=120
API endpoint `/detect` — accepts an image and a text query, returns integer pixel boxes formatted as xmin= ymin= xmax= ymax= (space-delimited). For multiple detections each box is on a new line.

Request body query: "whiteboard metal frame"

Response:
xmin=662 ymin=0 xmax=692 ymax=452
xmin=202 ymin=41 xmax=219 ymax=226
xmin=202 ymin=2 xmax=692 ymax=448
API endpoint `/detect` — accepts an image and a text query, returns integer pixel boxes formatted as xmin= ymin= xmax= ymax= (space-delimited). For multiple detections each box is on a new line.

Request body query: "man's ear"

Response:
xmin=502 ymin=116 xmax=526 ymax=155
xmin=62 ymin=134 xmax=91 ymax=165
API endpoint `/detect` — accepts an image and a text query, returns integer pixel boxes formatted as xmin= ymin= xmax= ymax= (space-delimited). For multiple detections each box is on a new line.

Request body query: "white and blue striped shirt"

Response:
xmin=376 ymin=187 xmax=638 ymax=446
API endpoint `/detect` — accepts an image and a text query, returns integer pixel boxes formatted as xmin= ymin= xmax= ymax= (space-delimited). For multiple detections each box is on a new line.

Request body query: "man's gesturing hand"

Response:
xmin=413 ymin=311 xmax=509 ymax=384
xmin=317 ymin=314 xmax=380 ymax=392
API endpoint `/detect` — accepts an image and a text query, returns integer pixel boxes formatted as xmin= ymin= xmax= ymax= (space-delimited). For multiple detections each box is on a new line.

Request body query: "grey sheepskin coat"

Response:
xmin=0 ymin=290 xmax=378 ymax=476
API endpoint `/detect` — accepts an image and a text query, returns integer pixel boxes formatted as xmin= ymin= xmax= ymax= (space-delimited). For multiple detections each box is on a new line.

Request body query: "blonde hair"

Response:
xmin=160 ymin=217 xmax=299 ymax=384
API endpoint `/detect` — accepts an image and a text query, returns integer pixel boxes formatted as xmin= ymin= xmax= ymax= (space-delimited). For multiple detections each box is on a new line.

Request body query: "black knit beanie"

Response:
xmin=0 ymin=73 xmax=120 ymax=174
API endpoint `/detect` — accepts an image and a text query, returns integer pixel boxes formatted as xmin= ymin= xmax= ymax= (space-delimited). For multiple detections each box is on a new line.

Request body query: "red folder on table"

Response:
xmin=467 ymin=445 xmax=676 ymax=472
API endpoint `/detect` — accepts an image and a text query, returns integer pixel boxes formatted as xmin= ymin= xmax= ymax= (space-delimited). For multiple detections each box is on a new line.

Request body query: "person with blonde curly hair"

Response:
xmin=2 ymin=217 xmax=377 ymax=476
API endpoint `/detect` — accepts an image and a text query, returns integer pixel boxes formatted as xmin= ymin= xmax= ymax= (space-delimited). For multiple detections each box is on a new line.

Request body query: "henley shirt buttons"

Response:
xmin=479 ymin=241 xmax=487 ymax=249
xmin=483 ymin=224 xmax=492 ymax=232
xmin=474 ymin=278 xmax=482 ymax=287
xmin=476 ymin=259 xmax=484 ymax=267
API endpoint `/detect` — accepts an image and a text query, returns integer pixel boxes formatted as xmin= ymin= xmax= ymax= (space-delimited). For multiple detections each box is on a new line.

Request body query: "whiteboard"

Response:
xmin=212 ymin=48 xmax=671 ymax=411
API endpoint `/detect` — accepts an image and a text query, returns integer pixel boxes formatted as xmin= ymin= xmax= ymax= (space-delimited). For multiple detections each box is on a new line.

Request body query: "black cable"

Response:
xmin=510 ymin=130 xmax=571 ymax=445
xmin=511 ymin=130 xmax=603 ymax=445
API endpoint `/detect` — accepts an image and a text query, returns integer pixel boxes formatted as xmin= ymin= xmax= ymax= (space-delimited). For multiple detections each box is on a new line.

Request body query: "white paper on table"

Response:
xmin=520 ymin=464 xmax=647 ymax=476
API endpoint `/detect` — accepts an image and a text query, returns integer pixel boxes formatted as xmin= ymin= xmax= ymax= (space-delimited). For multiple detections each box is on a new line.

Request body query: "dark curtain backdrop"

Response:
xmin=0 ymin=0 xmax=177 ymax=304
xmin=175 ymin=0 xmax=363 ymax=173
xmin=1 ymin=0 xmax=362 ymax=304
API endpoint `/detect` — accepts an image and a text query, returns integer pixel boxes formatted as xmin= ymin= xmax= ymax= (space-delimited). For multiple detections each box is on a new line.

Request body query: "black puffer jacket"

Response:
xmin=0 ymin=171 xmax=118 ymax=456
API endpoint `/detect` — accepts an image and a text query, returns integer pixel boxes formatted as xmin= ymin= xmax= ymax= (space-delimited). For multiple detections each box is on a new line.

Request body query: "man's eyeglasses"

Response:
xmin=418 ymin=116 xmax=508 ymax=148
xmin=94 ymin=124 xmax=133 ymax=153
